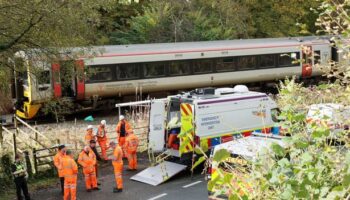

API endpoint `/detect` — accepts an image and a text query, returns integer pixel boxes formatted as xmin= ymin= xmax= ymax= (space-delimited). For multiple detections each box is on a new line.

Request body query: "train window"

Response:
xmin=144 ymin=63 xmax=166 ymax=78
xmin=169 ymin=61 xmax=190 ymax=76
xmin=86 ymin=65 xmax=113 ymax=82
xmin=117 ymin=64 xmax=139 ymax=80
xmin=314 ymin=51 xmax=321 ymax=65
xmin=259 ymin=54 xmax=276 ymax=69
xmin=37 ymin=70 xmax=50 ymax=85
xmin=216 ymin=57 xmax=236 ymax=72
xmin=237 ymin=56 xmax=257 ymax=70
xmin=279 ymin=52 xmax=300 ymax=67
xmin=193 ymin=59 xmax=213 ymax=74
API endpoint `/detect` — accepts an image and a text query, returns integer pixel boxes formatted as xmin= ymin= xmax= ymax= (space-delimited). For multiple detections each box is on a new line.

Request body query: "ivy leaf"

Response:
xmin=194 ymin=147 xmax=203 ymax=155
xmin=191 ymin=156 xmax=206 ymax=170
xmin=301 ymin=152 xmax=313 ymax=163
xmin=281 ymin=188 xmax=293 ymax=200
xmin=277 ymin=158 xmax=290 ymax=167
xmin=294 ymin=140 xmax=309 ymax=149
xmin=271 ymin=143 xmax=286 ymax=157
xmin=342 ymin=174 xmax=350 ymax=187
xmin=221 ymin=173 xmax=232 ymax=186
xmin=213 ymin=149 xmax=230 ymax=162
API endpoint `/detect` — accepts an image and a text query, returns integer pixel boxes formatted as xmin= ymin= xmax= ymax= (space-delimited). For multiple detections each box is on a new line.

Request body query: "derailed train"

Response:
xmin=11 ymin=36 xmax=341 ymax=119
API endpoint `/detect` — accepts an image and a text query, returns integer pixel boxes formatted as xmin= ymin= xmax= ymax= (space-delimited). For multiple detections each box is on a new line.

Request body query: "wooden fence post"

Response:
xmin=13 ymin=132 xmax=17 ymax=157
xmin=23 ymin=151 xmax=33 ymax=176
xmin=33 ymin=148 xmax=37 ymax=174
xmin=0 ymin=123 xmax=3 ymax=147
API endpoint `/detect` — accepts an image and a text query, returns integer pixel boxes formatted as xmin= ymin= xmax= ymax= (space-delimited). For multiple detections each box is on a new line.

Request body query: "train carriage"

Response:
xmin=12 ymin=36 xmax=332 ymax=119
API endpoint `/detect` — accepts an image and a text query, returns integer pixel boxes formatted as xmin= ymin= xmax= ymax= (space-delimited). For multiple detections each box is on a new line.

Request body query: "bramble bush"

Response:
xmin=179 ymin=1 xmax=350 ymax=199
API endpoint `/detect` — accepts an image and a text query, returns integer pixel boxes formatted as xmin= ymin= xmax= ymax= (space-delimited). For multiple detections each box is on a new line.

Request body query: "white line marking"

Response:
xmin=182 ymin=180 xmax=202 ymax=188
xmin=148 ymin=193 xmax=168 ymax=200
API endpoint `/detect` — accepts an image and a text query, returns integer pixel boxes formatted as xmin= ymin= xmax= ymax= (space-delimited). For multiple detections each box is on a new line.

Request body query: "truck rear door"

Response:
xmin=149 ymin=99 xmax=167 ymax=152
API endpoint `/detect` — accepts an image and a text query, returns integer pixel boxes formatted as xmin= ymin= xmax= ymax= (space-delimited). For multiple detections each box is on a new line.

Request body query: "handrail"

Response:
xmin=6 ymin=141 xmax=23 ymax=153
xmin=18 ymin=128 xmax=50 ymax=150
xmin=15 ymin=116 xmax=49 ymax=141
xmin=2 ymin=126 xmax=13 ymax=134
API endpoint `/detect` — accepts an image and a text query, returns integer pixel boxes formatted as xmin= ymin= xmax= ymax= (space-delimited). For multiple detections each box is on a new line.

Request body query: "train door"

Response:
xmin=60 ymin=60 xmax=76 ymax=98
xmin=51 ymin=63 xmax=62 ymax=98
xmin=302 ymin=45 xmax=313 ymax=77
xmin=75 ymin=60 xmax=85 ymax=100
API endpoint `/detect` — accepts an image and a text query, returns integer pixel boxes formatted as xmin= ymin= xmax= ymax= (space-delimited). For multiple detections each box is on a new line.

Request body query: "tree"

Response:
xmin=245 ymin=0 xmax=320 ymax=37
xmin=0 ymin=0 xmax=117 ymax=114
xmin=108 ymin=0 xmax=321 ymax=44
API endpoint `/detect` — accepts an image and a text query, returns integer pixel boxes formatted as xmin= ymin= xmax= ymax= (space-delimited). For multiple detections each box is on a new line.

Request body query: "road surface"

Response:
xmin=32 ymin=157 xmax=208 ymax=200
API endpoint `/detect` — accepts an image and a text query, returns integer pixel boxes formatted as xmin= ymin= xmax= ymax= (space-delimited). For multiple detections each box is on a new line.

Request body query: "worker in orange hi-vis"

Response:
xmin=53 ymin=145 xmax=66 ymax=196
xmin=115 ymin=115 xmax=132 ymax=158
xmin=109 ymin=141 xmax=123 ymax=193
xmin=78 ymin=146 xmax=100 ymax=192
xmin=97 ymin=120 xmax=109 ymax=161
xmin=85 ymin=125 xmax=96 ymax=145
xmin=62 ymin=150 xmax=78 ymax=200
xmin=125 ymin=130 xmax=139 ymax=171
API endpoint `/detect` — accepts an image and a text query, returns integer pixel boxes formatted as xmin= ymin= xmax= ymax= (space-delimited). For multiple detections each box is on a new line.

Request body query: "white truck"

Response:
xmin=148 ymin=85 xmax=279 ymax=157
xmin=117 ymin=85 xmax=280 ymax=185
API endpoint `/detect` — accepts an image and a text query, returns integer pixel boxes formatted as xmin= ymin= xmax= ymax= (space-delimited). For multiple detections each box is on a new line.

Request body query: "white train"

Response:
xmin=12 ymin=36 xmax=334 ymax=119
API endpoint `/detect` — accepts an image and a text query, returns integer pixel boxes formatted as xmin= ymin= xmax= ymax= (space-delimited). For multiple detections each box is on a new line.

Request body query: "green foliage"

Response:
xmin=213 ymin=149 xmax=230 ymax=162
xmin=109 ymin=0 xmax=321 ymax=44
xmin=192 ymin=156 xmax=206 ymax=171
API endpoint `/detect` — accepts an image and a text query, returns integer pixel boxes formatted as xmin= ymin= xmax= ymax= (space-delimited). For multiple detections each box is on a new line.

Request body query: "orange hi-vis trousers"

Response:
xmin=84 ymin=170 xmax=97 ymax=190
xmin=98 ymin=140 xmax=108 ymax=160
xmin=127 ymin=151 xmax=137 ymax=170
xmin=64 ymin=177 xmax=77 ymax=200
xmin=113 ymin=162 xmax=123 ymax=189
xmin=119 ymin=137 xmax=126 ymax=157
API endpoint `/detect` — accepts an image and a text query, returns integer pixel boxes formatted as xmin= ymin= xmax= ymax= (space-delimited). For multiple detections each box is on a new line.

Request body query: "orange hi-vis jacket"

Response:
xmin=115 ymin=120 xmax=132 ymax=138
xmin=78 ymin=150 xmax=96 ymax=174
xmin=61 ymin=156 xmax=78 ymax=181
xmin=112 ymin=145 xmax=123 ymax=165
xmin=53 ymin=151 xmax=65 ymax=177
xmin=97 ymin=125 xmax=107 ymax=142
xmin=85 ymin=129 xmax=96 ymax=144
xmin=125 ymin=134 xmax=139 ymax=154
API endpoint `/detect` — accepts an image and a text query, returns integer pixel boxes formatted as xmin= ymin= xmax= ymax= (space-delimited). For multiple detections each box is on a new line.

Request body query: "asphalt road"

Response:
xmin=32 ymin=157 xmax=208 ymax=200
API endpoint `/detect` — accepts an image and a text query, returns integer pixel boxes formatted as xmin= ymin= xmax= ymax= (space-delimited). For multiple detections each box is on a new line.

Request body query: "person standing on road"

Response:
xmin=78 ymin=146 xmax=100 ymax=192
xmin=62 ymin=150 xmax=78 ymax=200
xmin=85 ymin=125 xmax=96 ymax=145
xmin=12 ymin=154 xmax=31 ymax=200
xmin=115 ymin=115 xmax=132 ymax=158
xmin=89 ymin=140 xmax=101 ymax=183
xmin=125 ymin=130 xmax=139 ymax=171
xmin=109 ymin=141 xmax=123 ymax=193
xmin=97 ymin=120 xmax=108 ymax=160
xmin=53 ymin=145 xmax=66 ymax=195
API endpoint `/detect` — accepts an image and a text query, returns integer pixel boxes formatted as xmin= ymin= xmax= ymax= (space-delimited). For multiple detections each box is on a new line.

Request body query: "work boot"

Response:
xmin=113 ymin=188 xmax=123 ymax=193
xmin=126 ymin=168 xmax=133 ymax=171
xmin=93 ymin=187 xmax=100 ymax=191
xmin=87 ymin=189 xmax=92 ymax=192
xmin=97 ymin=182 xmax=101 ymax=186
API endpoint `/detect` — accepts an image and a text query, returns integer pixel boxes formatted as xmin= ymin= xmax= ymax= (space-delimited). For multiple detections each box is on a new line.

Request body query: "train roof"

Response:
xmin=15 ymin=36 xmax=331 ymax=61
xmin=93 ymin=36 xmax=330 ymax=57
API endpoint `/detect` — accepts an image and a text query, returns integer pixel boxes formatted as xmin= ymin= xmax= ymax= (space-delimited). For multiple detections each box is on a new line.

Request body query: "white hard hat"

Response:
xmin=101 ymin=120 xmax=106 ymax=125
xmin=119 ymin=115 xmax=125 ymax=121
xmin=87 ymin=125 xmax=93 ymax=130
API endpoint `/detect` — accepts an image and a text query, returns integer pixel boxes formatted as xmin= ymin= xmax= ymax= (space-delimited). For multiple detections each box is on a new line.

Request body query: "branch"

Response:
xmin=0 ymin=14 xmax=43 ymax=53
